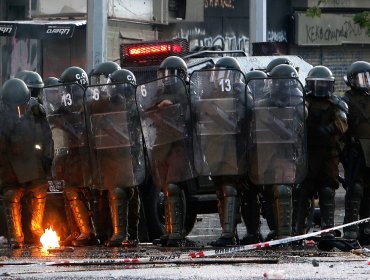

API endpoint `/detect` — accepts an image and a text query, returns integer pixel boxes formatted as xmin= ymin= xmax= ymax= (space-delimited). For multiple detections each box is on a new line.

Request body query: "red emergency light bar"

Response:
xmin=120 ymin=38 xmax=189 ymax=66
xmin=128 ymin=43 xmax=183 ymax=57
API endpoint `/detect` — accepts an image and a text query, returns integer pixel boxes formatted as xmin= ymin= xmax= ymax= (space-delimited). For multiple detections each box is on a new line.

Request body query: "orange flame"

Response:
xmin=40 ymin=226 xmax=60 ymax=250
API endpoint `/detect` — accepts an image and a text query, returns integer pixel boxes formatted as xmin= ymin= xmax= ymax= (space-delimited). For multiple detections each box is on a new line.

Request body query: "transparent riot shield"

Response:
xmin=85 ymin=83 xmax=145 ymax=189
xmin=135 ymin=76 xmax=196 ymax=189
xmin=189 ymin=69 xmax=248 ymax=176
xmin=42 ymin=83 xmax=92 ymax=188
xmin=247 ymin=77 xmax=307 ymax=185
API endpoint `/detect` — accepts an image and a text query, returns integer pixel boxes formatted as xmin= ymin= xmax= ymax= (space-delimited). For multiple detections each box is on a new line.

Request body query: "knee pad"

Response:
xmin=272 ymin=185 xmax=292 ymax=200
xmin=166 ymin=183 xmax=181 ymax=198
xmin=109 ymin=187 xmax=132 ymax=201
xmin=4 ymin=188 xmax=23 ymax=203
xmin=319 ymin=187 xmax=335 ymax=201
xmin=222 ymin=185 xmax=238 ymax=197
xmin=64 ymin=188 xmax=79 ymax=201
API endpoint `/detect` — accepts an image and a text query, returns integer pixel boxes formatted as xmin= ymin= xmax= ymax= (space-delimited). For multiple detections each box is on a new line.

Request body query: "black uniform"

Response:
xmin=0 ymin=98 xmax=52 ymax=247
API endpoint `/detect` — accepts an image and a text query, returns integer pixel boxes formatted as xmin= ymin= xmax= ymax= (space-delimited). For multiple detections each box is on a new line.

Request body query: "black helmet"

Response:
xmin=215 ymin=56 xmax=241 ymax=71
xmin=270 ymin=64 xmax=298 ymax=79
xmin=211 ymin=57 xmax=242 ymax=85
xmin=158 ymin=56 xmax=187 ymax=80
xmin=1 ymin=78 xmax=30 ymax=106
xmin=109 ymin=69 xmax=136 ymax=85
xmin=59 ymin=66 xmax=89 ymax=87
xmin=270 ymin=64 xmax=299 ymax=95
xmin=1 ymin=78 xmax=30 ymax=118
xmin=245 ymin=70 xmax=268 ymax=97
xmin=306 ymin=66 xmax=335 ymax=97
xmin=345 ymin=61 xmax=370 ymax=92
xmin=44 ymin=77 xmax=60 ymax=87
xmin=15 ymin=70 xmax=44 ymax=89
xmin=245 ymin=70 xmax=267 ymax=83
xmin=15 ymin=70 xmax=44 ymax=99
xmin=91 ymin=61 xmax=121 ymax=85
xmin=266 ymin=57 xmax=294 ymax=75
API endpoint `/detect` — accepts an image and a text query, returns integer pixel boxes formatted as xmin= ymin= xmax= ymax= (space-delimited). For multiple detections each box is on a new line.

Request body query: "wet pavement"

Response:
xmin=1 ymin=187 xmax=370 ymax=279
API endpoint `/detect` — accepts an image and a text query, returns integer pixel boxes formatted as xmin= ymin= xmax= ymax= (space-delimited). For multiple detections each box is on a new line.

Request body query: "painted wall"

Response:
xmin=165 ymin=0 xmax=291 ymax=54
xmin=163 ymin=0 xmax=250 ymax=53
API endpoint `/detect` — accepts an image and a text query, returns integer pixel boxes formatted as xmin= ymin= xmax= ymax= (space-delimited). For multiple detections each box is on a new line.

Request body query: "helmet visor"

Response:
xmin=209 ymin=69 xmax=244 ymax=84
xmin=158 ymin=69 xmax=184 ymax=79
xmin=91 ymin=74 xmax=109 ymax=86
xmin=352 ymin=72 xmax=370 ymax=90
xmin=306 ymin=79 xmax=334 ymax=97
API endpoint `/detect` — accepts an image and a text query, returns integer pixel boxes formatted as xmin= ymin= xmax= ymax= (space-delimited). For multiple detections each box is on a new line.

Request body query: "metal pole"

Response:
xmin=249 ymin=0 xmax=267 ymax=54
xmin=86 ymin=0 xmax=108 ymax=74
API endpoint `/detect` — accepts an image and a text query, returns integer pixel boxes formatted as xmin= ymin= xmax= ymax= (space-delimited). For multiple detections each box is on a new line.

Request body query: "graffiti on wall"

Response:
xmin=204 ymin=0 xmax=235 ymax=9
xmin=305 ymin=20 xmax=363 ymax=43
xmin=267 ymin=30 xmax=287 ymax=42
xmin=175 ymin=27 xmax=250 ymax=53
xmin=1 ymin=37 xmax=39 ymax=84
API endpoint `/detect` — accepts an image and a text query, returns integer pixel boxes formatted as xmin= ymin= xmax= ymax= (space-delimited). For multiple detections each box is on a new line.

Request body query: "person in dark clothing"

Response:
xmin=0 ymin=78 xmax=53 ymax=248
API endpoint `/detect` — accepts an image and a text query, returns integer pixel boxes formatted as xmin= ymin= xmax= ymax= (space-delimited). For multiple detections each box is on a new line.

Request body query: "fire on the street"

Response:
xmin=40 ymin=227 xmax=60 ymax=250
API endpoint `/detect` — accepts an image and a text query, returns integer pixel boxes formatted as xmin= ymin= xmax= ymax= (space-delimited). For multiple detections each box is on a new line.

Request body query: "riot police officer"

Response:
xmin=240 ymin=70 xmax=267 ymax=245
xmin=89 ymin=61 xmax=121 ymax=85
xmin=85 ymin=68 xmax=145 ymax=247
xmin=0 ymin=78 xmax=53 ymax=248
xmin=295 ymin=66 xmax=348 ymax=237
xmin=43 ymin=77 xmax=60 ymax=87
xmin=137 ymin=56 xmax=196 ymax=247
xmin=190 ymin=56 xmax=248 ymax=246
xmin=266 ymin=57 xmax=294 ymax=76
xmin=248 ymin=64 xmax=306 ymax=240
xmin=342 ymin=61 xmax=370 ymax=245
xmin=15 ymin=70 xmax=44 ymax=102
xmin=43 ymin=66 xmax=98 ymax=246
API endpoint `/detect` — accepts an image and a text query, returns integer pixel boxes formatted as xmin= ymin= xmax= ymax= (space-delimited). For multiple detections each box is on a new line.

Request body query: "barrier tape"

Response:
xmin=2 ymin=217 xmax=370 ymax=266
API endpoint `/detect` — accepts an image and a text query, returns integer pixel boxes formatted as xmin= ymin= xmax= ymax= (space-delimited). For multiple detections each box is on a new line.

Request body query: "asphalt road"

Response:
xmin=2 ymin=187 xmax=370 ymax=279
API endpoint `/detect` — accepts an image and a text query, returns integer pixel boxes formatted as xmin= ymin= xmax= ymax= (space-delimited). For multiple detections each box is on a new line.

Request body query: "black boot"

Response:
xmin=272 ymin=185 xmax=292 ymax=239
xmin=105 ymin=188 xmax=129 ymax=247
xmin=358 ymin=188 xmax=370 ymax=245
xmin=60 ymin=200 xmax=79 ymax=246
xmin=261 ymin=187 xmax=277 ymax=241
xmin=343 ymin=183 xmax=363 ymax=239
xmin=68 ymin=196 xmax=98 ymax=247
xmin=5 ymin=200 xmax=24 ymax=248
xmin=29 ymin=192 xmax=47 ymax=245
xmin=127 ymin=187 xmax=141 ymax=245
xmin=295 ymin=183 xmax=314 ymax=236
xmin=4 ymin=189 xmax=24 ymax=248
xmin=240 ymin=187 xmax=262 ymax=245
xmin=211 ymin=185 xmax=239 ymax=247
xmin=163 ymin=184 xmax=186 ymax=247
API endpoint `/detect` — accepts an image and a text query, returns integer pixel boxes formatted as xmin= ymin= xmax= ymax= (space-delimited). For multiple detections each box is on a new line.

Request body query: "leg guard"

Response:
xmin=4 ymin=188 xmax=24 ymax=247
xmin=359 ymin=187 xmax=370 ymax=245
xmin=240 ymin=187 xmax=261 ymax=244
xmin=343 ymin=183 xmax=363 ymax=239
xmin=127 ymin=186 xmax=141 ymax=242
xmin=272 ymin=184 xmax=292 ymax=239
xmin=105 ymin=187 xmax=131 ymax=247
xmin=261 ymin=187 xmax=277 ymax=241
xmin=295 ymin=184 xmax=314 ymax=235
xmin=318 ymin=187 xmax=335 ymax=231
xmin=164 ymin=183 xmax=185 ymax=241
xmin=29 ymin=186 xmax=47 ymax=240
xmin=65 ymin=188 xmax=97 ymax=246
xmin=211 ymin=185 xmax=239 ymax=246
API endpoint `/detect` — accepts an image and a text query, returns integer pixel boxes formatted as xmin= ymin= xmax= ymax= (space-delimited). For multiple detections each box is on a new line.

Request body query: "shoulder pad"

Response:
xmin=329 ymin=95 xmax=348 ymax=114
